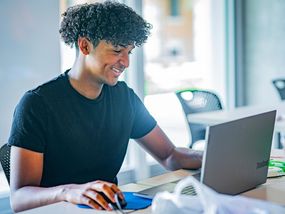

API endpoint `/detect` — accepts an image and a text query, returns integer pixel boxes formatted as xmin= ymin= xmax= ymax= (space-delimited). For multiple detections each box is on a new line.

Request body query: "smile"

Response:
xmin=111 ymin=66 xmax=124 ymax=74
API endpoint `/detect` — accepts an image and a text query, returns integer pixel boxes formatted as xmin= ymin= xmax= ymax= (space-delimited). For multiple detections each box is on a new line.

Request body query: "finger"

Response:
xmin=101 ymin=183 xmax=117 ymax=203
xmin=80 ymin=195 xmax=102 ymax=210
xmin=118 ymin=191 xmax=125 ymax=200
xmin=109 ymin=184 xmax=125 ymax=200
xmin=97 ymin=181 xmax=123 ymax=198
xmin=84 ymin=190 xmax=112 ymax=211
xmin=90 ymin=182 xmax=117 ymax=203
xmin=109 ymin=183 xmax=120 ymax=192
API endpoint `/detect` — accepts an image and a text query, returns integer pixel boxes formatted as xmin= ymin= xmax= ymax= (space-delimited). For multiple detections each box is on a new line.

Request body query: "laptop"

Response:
xmin=134 ymin=110 xmax=276 ymax=199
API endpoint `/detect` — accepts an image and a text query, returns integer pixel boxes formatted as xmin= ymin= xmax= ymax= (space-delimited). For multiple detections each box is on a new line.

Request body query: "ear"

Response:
xmin=77 ymin=37 xmax=92 ymax=55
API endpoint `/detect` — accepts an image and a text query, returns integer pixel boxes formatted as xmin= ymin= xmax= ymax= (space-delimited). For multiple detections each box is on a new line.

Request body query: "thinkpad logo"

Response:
xmin=256 ymin=160 xmax=269 ymax=169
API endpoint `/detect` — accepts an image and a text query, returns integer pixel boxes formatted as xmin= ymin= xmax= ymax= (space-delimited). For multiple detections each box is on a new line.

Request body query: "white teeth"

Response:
xmin=112 ymin=67 xmax=122 ymax=73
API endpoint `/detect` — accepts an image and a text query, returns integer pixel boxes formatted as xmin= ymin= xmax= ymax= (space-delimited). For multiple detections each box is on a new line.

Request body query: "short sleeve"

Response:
xmin=130 ymin=92 xmax=157 ymax=139
xmin=8 ymin=91 xmax=48 ymax=153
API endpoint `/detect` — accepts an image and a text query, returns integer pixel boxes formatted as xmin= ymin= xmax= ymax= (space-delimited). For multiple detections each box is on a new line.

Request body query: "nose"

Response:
xmin=119 ymin=52 xmax=129 ymax=68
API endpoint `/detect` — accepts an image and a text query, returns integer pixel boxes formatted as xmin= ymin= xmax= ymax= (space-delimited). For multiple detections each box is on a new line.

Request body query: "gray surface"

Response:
xmin=0 ymin=196 xmax=12 ymax=214
xmin=0 ymin=0 xmax=61 ymax=145
xmin=243 ymin=0 xmax=285 ymax=105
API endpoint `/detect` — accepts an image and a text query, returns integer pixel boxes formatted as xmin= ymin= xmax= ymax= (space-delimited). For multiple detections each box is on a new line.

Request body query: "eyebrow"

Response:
xmin=117 ymin=44 xmax=135 ymax=49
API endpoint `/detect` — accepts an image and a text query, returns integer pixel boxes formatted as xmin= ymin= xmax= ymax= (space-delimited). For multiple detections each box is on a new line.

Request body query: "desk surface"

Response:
xmin=19 ymin=150 xmax=285 ymax=214
xmin=187 ymin=102 xmax=285 ymax=132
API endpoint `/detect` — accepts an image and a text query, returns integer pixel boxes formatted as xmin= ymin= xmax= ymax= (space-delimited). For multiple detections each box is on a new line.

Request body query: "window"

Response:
xmin=143 ymin=0 xmax=227 ymax=97
xmin=142 ymin=0 xmax=228 ymax=163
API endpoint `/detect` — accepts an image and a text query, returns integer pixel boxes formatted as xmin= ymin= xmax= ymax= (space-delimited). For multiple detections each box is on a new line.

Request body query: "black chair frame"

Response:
xmin=0 ymin=143 xmax=10 ymax=184
xmin=176 ymin=89 xmax=223 ymax=148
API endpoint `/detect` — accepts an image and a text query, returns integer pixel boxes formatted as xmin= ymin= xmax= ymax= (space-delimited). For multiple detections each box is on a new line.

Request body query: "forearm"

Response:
xmin=136 ymin=125 xmax=203 ymax=170
xmin=163 ymin=147 xmax=203 ymax=170
xmin=11 ymin=185 xmax=68 ymax=213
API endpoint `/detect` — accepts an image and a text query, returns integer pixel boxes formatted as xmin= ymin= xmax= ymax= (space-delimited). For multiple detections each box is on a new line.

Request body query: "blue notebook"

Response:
xmin=77 ymin=192 xmax=152 ymax=210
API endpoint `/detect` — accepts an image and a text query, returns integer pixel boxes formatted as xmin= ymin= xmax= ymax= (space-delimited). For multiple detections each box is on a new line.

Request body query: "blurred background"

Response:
xmin=1 ymin=0 xmax=285 ymax=212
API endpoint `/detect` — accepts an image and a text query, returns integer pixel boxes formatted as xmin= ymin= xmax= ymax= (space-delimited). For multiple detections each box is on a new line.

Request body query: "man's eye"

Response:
xmin=113 ymin=50 xmax=121 ymax=53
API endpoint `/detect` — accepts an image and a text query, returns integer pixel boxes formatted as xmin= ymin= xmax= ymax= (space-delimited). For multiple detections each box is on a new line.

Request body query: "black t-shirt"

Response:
xmin=8 ymin=71 xmax=156 ymax=187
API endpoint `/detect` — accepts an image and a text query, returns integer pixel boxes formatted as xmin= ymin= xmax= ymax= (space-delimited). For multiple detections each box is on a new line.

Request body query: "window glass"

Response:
xmin=143 ymin=0 xmax=227 ymax=162
xmin=143 ymin=0 xmax=210 ymax=95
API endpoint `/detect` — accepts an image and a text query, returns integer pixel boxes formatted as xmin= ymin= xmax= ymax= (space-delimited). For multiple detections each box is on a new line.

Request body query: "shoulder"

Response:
xmin=31 ymin=72 xmax=67 ymax=97
xmin=17 ymin=73 xmax=66 ymax=110
xmin=16 ymin=90 xmax=46 ymax=116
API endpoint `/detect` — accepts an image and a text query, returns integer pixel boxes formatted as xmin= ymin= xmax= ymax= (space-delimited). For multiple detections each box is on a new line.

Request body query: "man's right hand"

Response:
xmin=62 ymin=180 xmax=125 ymax=211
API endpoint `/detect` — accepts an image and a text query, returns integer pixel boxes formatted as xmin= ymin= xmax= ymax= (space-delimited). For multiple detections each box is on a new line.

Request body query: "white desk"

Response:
xmin=19 ymin=150 xmax=285 ymax=214
xmin=187 ymin=102 xmax=285 ymax=133
xmin=188 ymin=103 xmax=285 ymax=148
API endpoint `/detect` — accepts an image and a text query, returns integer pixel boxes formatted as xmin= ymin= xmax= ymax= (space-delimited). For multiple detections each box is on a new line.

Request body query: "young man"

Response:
xmin=8 ymin=1 xmax=202 ymax=212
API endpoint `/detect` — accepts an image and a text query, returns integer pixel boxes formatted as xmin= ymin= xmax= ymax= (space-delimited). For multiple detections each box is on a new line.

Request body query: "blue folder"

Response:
xmin=77 ymin=192 xmax=152 ymax=210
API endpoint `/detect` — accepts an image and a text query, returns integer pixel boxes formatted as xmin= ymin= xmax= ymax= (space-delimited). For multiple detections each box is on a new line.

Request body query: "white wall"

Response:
xmin=0 ymin=0 xmax=61 ymax=144
xmin=243 ymin=0 xmax=285 ymax=105
xmin=0 ymin=1 xmax=60 ymax=212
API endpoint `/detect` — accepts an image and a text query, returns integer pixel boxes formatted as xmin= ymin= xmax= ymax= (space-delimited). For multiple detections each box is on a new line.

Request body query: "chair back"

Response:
xmin=176 ymin=89 xmax=223 ymax=147
xmin=0 ymin=143 xmax=10 ymax=184
xmin=272 ymin=79 xmax=285 ymax=100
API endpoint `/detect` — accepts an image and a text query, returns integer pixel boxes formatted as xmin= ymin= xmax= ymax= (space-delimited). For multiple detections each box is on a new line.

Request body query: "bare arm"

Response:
xmin=10 ymin=146 xmax=124 ymax=212
xmin=135 ymin=125 xmax=203 ymax=170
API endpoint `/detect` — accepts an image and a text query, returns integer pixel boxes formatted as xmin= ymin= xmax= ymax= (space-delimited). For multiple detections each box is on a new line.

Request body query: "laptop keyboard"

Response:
xmin=134 ymin=173 xmax=201 ymax=199
xmin=172 ymin=172 xmax=200 ymax=196
xmin=181 ymin=185 xmax=197 ymax=196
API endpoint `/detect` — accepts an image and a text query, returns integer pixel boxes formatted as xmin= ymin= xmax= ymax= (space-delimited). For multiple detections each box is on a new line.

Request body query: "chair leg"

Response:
xmin=279 ymin=132 xmax=285 ymax=149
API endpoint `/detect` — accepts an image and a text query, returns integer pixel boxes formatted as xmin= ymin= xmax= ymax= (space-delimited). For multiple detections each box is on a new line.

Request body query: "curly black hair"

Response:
xmin=59 ymin=1 xmax=152 ymax=48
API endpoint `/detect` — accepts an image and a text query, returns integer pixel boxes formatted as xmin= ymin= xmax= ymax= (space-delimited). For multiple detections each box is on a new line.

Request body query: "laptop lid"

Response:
xmin=201 ymin=110 xmax=276 ymax=194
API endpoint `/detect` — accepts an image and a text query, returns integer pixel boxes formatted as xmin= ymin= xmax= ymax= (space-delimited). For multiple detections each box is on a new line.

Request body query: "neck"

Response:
xmin=68 ymin=56 xmax=103 ymax=99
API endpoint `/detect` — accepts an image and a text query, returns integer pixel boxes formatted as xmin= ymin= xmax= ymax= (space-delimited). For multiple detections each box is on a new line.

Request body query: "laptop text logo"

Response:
xmin=256 ymin=160 xmax=269 ymax=169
